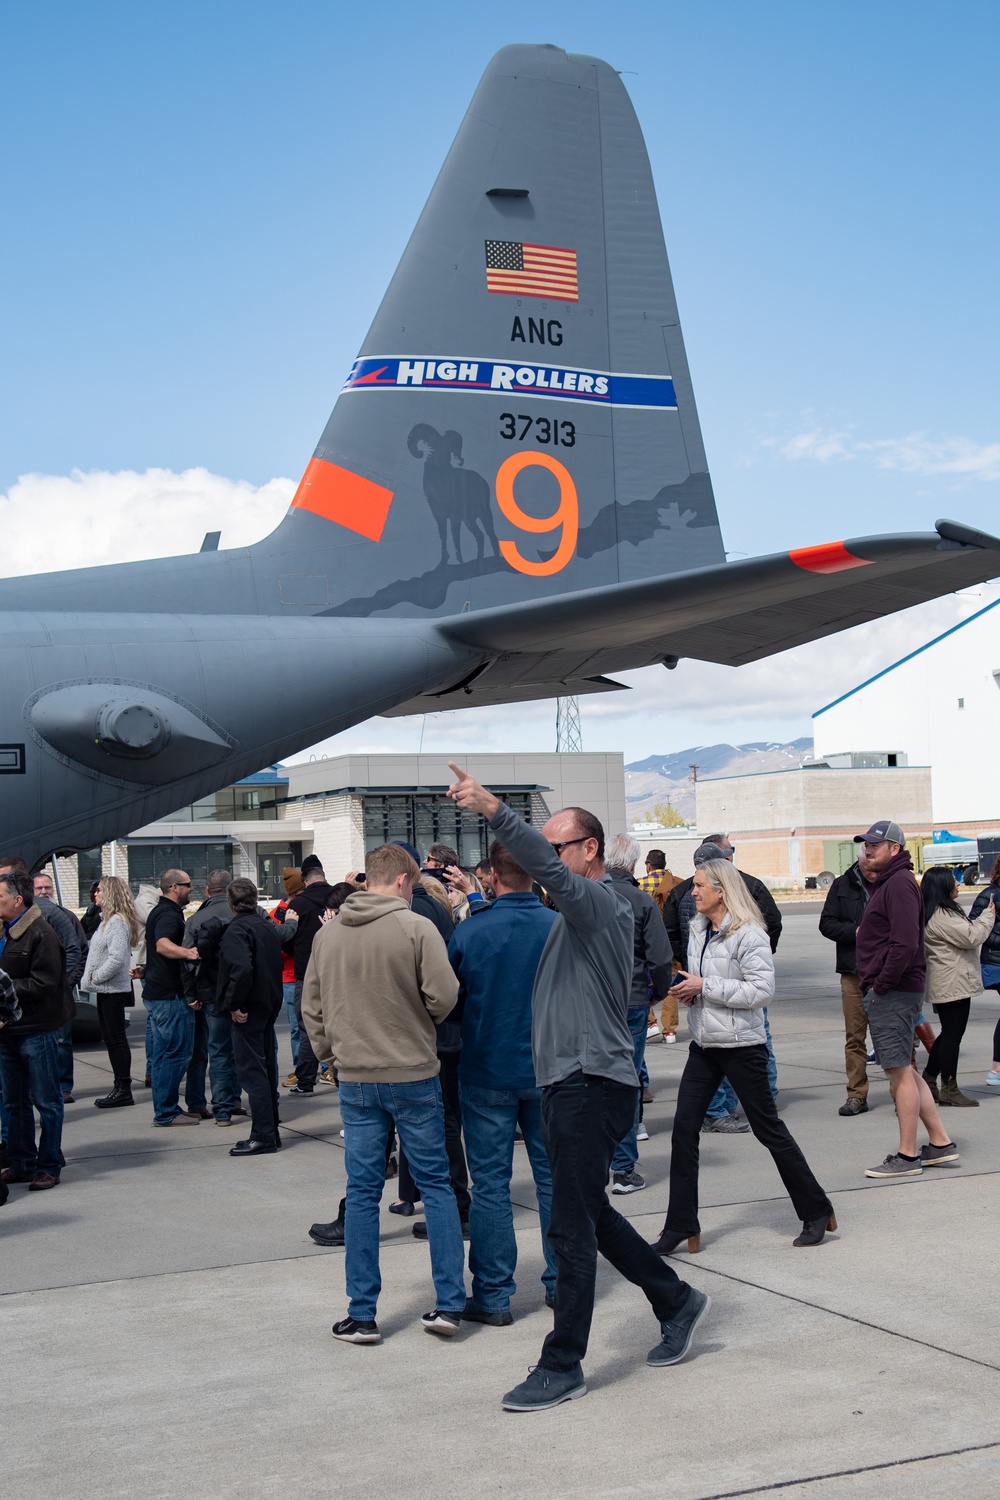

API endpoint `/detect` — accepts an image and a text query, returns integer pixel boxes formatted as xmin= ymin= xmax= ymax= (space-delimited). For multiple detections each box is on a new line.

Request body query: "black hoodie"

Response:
xmin=287 ymin=880 xmax=334 ymax=980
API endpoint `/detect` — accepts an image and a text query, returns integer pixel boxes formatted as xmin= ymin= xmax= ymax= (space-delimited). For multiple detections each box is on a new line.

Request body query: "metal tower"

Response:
xmin=556 ymin=696 xmax=582 ymax=753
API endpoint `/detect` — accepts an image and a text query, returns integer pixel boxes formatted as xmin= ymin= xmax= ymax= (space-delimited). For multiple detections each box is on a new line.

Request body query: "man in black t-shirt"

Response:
xmin=139 ymin=870 xmax=200 ymax=1127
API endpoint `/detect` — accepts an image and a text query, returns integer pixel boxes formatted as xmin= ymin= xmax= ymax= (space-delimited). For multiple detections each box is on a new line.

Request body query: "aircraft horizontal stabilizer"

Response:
xmin=434 ymin=521 xmax=1000 ymax=673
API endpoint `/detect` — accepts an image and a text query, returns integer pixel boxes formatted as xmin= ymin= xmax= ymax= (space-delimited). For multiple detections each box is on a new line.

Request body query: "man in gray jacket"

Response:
xmin=447 ymin=765 xmax=710 ymax=1412
xmin=605 ymin=834 xmax=674 ymax=1193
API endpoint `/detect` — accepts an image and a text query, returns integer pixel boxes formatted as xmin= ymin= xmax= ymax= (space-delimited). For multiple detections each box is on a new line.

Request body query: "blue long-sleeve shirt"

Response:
xmin=487 ymin=800 xmax=637 ymax=1089
xmin=449 ymin=891 xmax=556 ymax=1090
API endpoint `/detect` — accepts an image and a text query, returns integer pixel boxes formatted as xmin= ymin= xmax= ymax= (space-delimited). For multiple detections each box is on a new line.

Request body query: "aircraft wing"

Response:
xmin=402 ymin=521 xmax=1000 ymax=709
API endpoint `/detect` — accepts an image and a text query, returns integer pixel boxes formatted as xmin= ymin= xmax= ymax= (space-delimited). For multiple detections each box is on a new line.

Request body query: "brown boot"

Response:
xmin=915 ymin=1021 xmax=936 ymax=1055
xmin=938 ymin=1078 xmax=979 ymax=1107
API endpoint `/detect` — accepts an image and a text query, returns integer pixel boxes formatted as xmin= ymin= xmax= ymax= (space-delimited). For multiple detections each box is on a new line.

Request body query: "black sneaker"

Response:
xmin=331 ymin=1317 xmax=381 ymax=1344
xmin=611 ymin=1169 xmax=646 ymax=1194
xmin=288 ymin=1084 xmax=314 ymax=1095
xmin=421 ymin=1309 xmax=461 ymax=1337
xmin=838 ymin=1098 xmax=869 ymax=1116
xmin=647 ymin=1287 xmax=712 ymax=1366
xmin=461 ymin=1300 xmax=513 ymax=1326
xmin=501 ymin=1364 xmax=586 ymax=1411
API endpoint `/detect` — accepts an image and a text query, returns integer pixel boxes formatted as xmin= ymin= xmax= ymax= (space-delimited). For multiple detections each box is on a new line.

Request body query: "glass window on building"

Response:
xmin=362 ymin=792 xmax=533 ymax=868
xmin=126 ymin=844 xmax=233 ymax=902
xmin=77 ymin=847 xmax=103 ymax=906
xmin=256 ymin=841 xmax=303 ymax=899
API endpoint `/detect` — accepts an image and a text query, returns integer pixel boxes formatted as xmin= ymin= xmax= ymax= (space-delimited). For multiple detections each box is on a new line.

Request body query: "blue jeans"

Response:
xmin=610 ymin=1007 xmax=649 ymax=1172
xmin=460 ymin=1081 xmax=557 ymax=1309
xmin=706 ymin=1008 xmax=779 ymax=1118
xmin=146 ymin=997 xmax=196 ymax=1125
xmin=338 ymin=1078 xmax=466 ymax=1323
xmin=0 ymin=1029 xmax=64 ymax=1177
xmin=57 ymin=1017 xmax=74 ymax=1093
xmin=185 ymin=1004 xmax=242 ymax=1118
xmin=282 ymin=981 xmax=299 ymax=1068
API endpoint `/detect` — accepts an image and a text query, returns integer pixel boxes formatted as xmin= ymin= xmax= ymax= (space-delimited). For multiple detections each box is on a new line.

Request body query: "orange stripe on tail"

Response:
xmin=291 ymin=457 xmax=394 ymax=543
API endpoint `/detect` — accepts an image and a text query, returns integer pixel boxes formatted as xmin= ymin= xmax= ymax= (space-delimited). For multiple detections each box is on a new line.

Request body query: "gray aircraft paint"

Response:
xmin=1 ymin=44 xmax=997 ymax=865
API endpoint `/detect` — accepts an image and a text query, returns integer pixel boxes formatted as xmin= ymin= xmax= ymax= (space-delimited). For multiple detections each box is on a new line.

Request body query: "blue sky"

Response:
xmin=2 ymin=1 xmax=998 ymax=758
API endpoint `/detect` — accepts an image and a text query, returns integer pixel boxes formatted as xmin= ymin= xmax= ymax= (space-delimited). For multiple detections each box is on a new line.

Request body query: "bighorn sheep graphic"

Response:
xmin=407 ymin=424 xmax=498 ymax=565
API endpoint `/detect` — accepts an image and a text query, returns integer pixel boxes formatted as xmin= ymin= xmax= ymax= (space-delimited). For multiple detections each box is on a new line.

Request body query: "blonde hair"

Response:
xmin=99 ymin=875 xmax=140 ymax=946
xmin=420 ymin=873 xmax=453 ymax=916
xmin=694 ymin=859 xmax=764 ymax=934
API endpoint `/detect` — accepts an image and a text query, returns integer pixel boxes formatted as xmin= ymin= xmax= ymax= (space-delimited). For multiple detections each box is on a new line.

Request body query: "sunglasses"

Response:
xmin=549 ymin=837 xmax=589 ymax=855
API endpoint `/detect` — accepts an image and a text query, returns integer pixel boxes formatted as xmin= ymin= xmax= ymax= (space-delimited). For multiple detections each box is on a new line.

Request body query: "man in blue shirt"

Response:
xmin=449 ymin=841 xmax=558 ymax=1326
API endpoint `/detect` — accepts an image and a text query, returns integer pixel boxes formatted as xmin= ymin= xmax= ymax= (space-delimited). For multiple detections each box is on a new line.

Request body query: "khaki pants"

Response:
xmin=658 ymin=993 xmax=679 ymax=1035
xmin=841 ymin=971 xmax=869 ymax=1100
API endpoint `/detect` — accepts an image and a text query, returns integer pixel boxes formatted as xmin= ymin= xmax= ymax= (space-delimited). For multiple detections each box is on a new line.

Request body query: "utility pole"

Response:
xmin=689 ymin=763 xmax=699 ymax=783
xmin=556 ymin=696 xmax=582 ymax=753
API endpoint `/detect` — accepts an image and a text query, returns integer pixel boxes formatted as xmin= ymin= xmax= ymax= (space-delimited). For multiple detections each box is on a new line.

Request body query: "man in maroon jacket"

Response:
xmin=855 ymin=821 xmax=956 ymax=1179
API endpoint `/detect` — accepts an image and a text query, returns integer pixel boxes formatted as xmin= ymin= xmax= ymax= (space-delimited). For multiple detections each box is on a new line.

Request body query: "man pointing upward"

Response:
xmin=446 ymin=763 xmax=710 ymax=1412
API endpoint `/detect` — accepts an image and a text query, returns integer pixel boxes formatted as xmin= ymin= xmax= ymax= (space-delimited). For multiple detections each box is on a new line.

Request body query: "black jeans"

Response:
xmin=96 ymin=992 xmax=133 ymax=1086
xmin=292 ymin=979 xmax=319 ymax=1089
xmin=397 ymin=1050 xmax=470 ymax=1215
xmin=927 ymin=998 xmax=971 ymax=1081
xmin=667 ymin=1042 xmax=831 ymax=1233
xmin=540 ymin=1071 xmax=689 ymax=1373
xmin=230 ymin=1002 xmax=281 ymax=1145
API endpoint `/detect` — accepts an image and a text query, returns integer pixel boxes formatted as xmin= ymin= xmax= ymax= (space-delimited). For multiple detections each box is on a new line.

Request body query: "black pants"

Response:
xmin=96 ymin=992 xmax=133 ymax=1086
xmin=539 ymin=1071 xmax=689 ymax=1373
xmin=230 ymin=1003 xmax=281 ymax=1145
xmin=927 ymin=998 xmax=971 ymax=1081
xmin=397 ymin=1050 xmax=470 ymax=1214
xmin=292 ymin=979 xmax=319 ymax=1089
xmin=667 ymin=1042 xmax=831 ymax=1234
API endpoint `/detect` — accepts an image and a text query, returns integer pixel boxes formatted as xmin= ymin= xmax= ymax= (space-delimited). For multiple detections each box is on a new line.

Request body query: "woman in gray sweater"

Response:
xmin=80 ymin=876 xmax=140 ymax=1108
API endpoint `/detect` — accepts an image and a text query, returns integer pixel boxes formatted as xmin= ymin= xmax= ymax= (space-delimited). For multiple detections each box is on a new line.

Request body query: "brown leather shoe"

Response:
xmin=0 ymin=1167 xmax=33 ymax=1184
xmin=188 ymin=1107 xmax=213 ymax=1120
xmin=28 ymin=1172 xmax=60 ymax=1190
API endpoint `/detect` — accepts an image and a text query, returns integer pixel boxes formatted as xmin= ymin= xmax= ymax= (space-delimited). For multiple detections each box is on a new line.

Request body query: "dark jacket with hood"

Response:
xmin=856 ymin=849 xmax=925 ymax=996
xmin=0 ymin=904 xmax=67 ymax=1037
xmin=183 ymin=891 xmax=236 ymax=1004
xmin=970 ymin=883 xmax=1000 ymax=968
xmin=216 ymin=910 xmax=283 ymax=1018
xmin=819 ymin=861 xmax=874 ymax=973
xmin=607 ymin=867 xmax=676 ymax=1008
xmin=286 ymin=880 xmax=335 ymax=981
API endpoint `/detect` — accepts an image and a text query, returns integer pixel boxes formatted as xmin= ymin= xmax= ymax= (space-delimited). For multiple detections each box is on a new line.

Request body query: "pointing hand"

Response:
xmin=447 ymin=762 xmax=500 ymax=819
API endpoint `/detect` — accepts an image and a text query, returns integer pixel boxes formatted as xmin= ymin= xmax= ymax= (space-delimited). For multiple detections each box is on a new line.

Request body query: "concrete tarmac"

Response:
xmin=4 ymin=907 xmax=1000 ymax=1499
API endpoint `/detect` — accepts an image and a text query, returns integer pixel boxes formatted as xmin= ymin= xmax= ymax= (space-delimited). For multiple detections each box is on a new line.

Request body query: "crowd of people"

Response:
xmin=0 ymin=787 xmax=997 ymax=1410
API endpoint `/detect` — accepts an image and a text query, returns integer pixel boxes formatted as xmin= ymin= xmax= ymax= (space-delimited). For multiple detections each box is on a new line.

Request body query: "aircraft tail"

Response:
xmin=257 ymin=42 xmax=725 ymax=618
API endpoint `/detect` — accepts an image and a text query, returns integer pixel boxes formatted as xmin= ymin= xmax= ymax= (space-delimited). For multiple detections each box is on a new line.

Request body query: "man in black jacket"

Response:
xmin=605 ymin=835 xmax=674 ymax=1193
xmin=183 ymin=870 xmax=243 ymax=1124
xmin=216 ymin=879 xmax=284 ymax=1155
xmin=0 ymin=870 xmax=67 ymax=1190
xmin=819 ymin=851 xmax=876 ymax=1116
xmin=283 ymin=863 xmax=335 ymax=1093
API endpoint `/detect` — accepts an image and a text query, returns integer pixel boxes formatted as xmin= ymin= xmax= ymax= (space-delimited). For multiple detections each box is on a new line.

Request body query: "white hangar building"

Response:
xmin=812 ymin=600 xmax=1000 ymax=833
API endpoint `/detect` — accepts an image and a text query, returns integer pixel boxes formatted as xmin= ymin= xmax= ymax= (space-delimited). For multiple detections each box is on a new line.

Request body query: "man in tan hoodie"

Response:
xmin=301 ymin=842 xmax=466 ymax=1345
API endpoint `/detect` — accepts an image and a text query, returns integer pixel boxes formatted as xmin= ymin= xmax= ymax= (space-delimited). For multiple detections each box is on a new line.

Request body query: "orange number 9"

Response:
xmin=495 ymin=451 xmax=579 ymax=577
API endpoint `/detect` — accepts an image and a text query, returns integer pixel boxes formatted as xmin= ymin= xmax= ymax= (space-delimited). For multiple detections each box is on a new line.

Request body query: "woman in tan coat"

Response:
xmin=921 ymin=867 xmax=995 ymax=1107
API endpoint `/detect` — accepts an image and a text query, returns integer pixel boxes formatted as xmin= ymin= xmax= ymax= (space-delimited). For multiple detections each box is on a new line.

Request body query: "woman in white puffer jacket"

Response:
xmin=651 ymin=859 xmax=836 ymax=1253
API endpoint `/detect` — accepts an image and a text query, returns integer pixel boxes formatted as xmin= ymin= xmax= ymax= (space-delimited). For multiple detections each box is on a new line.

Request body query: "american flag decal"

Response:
xmin=485 ymin=240 xmax=578 ymax=302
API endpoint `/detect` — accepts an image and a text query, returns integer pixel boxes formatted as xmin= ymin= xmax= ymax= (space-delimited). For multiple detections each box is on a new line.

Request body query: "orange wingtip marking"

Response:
xmin=789 ymin=541 xmax=871 ymax=575
xmin=291 ymin=457 xmax=394 ymax=543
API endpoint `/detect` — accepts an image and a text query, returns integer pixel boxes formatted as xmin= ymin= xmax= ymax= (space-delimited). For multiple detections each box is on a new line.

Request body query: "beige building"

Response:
xmin=694 ymin=763 xmax=933 ymax=888
xmin=50 ymin=752 xmax=627 ymax=904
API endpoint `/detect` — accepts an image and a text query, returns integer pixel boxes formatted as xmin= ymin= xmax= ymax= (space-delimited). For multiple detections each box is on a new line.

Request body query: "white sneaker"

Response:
xmin=664 ymin=1032 xmax=677 ymax=1044
xmin=987 ymin=1070 xmax=1000 ymax=1087
xmin=637 ymin=1124 xmax=649 ymax=1141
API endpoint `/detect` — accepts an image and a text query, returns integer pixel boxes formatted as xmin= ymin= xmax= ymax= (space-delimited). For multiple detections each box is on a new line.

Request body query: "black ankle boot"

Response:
xmin=94 ymin=1083 xmax=135 ymax=1109
xmin=309 ymin=1197 xmax=346 ymax=1246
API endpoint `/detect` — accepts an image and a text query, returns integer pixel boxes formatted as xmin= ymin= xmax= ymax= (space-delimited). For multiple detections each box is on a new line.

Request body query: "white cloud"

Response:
xmin=767 ymin=427 xmax=1000 ymax=481
xmin=0 ymin=467 xmax=294 ymax=578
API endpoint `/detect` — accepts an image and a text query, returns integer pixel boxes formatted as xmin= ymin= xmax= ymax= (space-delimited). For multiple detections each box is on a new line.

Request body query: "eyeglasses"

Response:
xmin=549 ymin=838 xmax=589 ymax=855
